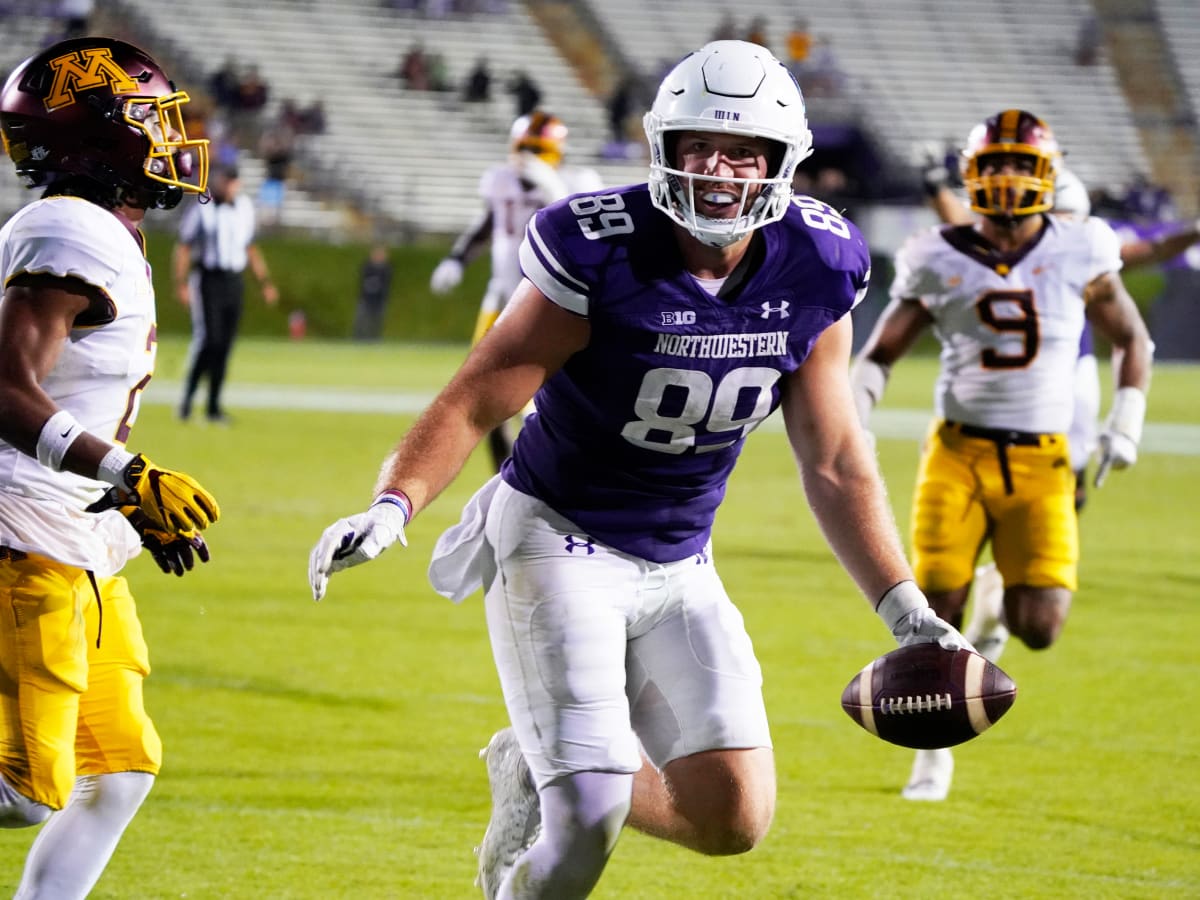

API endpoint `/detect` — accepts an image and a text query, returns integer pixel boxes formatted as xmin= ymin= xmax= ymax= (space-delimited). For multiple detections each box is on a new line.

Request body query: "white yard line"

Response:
xmin=144 ymin=381 xmax=1200 ymax=456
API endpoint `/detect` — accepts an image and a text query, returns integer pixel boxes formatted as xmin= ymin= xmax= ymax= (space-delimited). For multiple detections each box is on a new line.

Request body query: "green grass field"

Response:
xmin=2 ymin=338 xmax=1198 ymax=899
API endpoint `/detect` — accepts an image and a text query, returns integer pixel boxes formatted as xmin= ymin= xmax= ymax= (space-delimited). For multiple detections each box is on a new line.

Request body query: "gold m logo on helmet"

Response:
xmin=44 ymin=48 xmax=138 ymax=112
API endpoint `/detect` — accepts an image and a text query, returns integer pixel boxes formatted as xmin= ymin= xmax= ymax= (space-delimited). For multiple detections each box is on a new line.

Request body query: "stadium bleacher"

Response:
xmin=1 ymin=1 xmax=1196 ymax=235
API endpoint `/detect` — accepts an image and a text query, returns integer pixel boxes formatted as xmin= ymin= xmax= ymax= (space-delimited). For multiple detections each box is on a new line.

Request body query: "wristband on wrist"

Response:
xmin=849 ymin=358 xmax=889 ymax=427
xmin=875 ymin=580 xmax=929 ymax=631
xmin=96 ymin=446 xmax=138 ymax=487
xmin=1106 ymin=386 xmax=1146 ymax=444
xmin=35 ymin=410 xmax=84 ymax=471
xmin=373 ymin=488 xmax=412 ymax=523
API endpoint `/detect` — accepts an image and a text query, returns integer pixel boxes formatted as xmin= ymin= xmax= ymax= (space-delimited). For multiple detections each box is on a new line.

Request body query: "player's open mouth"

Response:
xmin=697 ymin=190 xmax=740 ymax=216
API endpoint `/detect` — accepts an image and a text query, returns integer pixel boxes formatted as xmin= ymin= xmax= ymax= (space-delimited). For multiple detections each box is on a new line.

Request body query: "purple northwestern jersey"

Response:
xmin=504 ymin=184 xmax=870 ymax=563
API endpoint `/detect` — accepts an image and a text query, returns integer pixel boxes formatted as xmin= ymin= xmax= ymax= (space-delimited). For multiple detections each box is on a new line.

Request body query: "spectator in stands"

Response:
xmin=55 ymin=0 xmax=93 ymax=40
xmin=209 ymin=56 xmax=241 ymax=108
xmin=607 ymin=75 xmax=636 ymax=144
xmin=299 ymin=99 xmax=326 ymax=134
xmin=280 ymin=98 xmax=306 ymax=134
xmin=785 ymin=17 xmax=813 ymax=78
xmin=234 ymin=65 xmax=269 ymax=113
xmin=710 ymin=13 xmax=738 ymax=42
xmin=1074 ymin=13 xmax=1102 ymax=66
xmin=743 ymin=16 xmax=770 ymax=52
xmin=257 ymin=126 xmax=295 ymax=229
xmin=508 ymin=70 xmax=541 ymax=118
xmin=463 ymin=57 xmax=492 ymax=103
xmin=398 ymin=40 xmax=431 ymax=91
xmin=426 ymin=50 xmax=452 ymax=93
xmin=802 ymin=36 xmax=846 ymax=98
xmin=352 ymin=244 xmax=394 ymax=342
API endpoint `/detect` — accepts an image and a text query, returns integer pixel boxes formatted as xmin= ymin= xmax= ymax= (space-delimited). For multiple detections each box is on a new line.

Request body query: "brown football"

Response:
xmin=841 ymin=643 xmax=1016 ymax=749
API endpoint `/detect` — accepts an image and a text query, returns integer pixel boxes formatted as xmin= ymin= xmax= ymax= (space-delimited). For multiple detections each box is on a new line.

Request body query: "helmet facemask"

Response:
xmin=651 ymin=130 xmax=798 ymax=248
xmin=122 ymin=91 xmax=209 ymax=201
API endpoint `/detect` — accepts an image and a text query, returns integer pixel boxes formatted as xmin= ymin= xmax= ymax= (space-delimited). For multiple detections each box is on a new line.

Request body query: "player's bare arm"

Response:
xmin=450 ymin=208 xmax=494 ymax=264
xmin=374 ymin=280 xmax=589 ymax=516
xmin=171 ymin=241 xmax=192 ymax=304
xmin=1083 ymin=271 xmax=1153 ymax=391
xmin=856 ymin=297 xmax=933 ymax=367
xmin=0 ymin=276 xmax=121 ymax=474
xmin=1119 ymin=219 xmax=1200 ymax=269
xmin=780 ymin=314 xmax=913 ymax=602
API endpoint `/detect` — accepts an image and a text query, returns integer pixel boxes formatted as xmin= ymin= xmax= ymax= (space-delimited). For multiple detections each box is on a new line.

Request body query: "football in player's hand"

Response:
xmin=841 ymin=643 xmax=1016 ymax=749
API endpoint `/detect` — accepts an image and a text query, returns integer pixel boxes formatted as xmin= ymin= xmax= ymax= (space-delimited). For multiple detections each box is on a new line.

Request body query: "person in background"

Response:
xmin=429 ymin=110 xmax=602 ymax=471
xmin=0 ymin=37 xmax=220 ymax=898
xmin=785 ymin=17 xmax=813 ymax=79
xmin=174 ymin=165 xmax=279 ymax=425
xmin=463 ymin=57 xmax=493 ymax=104
xmin=507 ymin=70 xmax=542 ymax=118
xmin=352 ymin=244 xmax=394 ymax=342
xmin=310 ymin=41 xmax=969 ymax=899
xmin=256 ymin=125 xmax=294 ymax=229
xmin=919 ymin=146 xmax=1200 ymax=506
xmin=853 ymin=109 xmax=1154 ymax=803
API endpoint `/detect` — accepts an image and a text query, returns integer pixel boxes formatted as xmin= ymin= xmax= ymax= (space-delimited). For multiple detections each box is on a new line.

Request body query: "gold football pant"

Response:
xmin=911 ymin=421 xmax=1079 ymax=594
xmin=0 ymin=550 xmax=161 ymax=810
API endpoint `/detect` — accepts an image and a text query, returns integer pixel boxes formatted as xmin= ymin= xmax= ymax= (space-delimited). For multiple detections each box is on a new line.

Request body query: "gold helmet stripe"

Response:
xmin=997 ymin=109 xmax=1023 ymax=143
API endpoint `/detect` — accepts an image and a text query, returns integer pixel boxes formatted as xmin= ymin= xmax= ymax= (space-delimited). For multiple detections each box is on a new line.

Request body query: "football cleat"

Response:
xmin=902 ymin=747 xmax=954 ymax=801
xmin=475 ymin=727 xmax=541 ymax=899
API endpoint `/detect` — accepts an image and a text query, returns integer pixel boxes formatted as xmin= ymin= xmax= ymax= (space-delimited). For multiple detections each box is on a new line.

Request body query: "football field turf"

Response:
xmin=3 ymin=338 xmax=1197 ymax=899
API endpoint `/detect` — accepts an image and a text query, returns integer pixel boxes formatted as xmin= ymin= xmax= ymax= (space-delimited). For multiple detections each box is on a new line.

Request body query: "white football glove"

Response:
xmin=876 ymin=581 xmax=973 ymax=652
xmin=430 ymin=258 xmax=464 ymax=295
xmin=308 ymin=500 xmax=408 ymax=601
xmin=1094 ymin=386 xmax=1146 ymax=488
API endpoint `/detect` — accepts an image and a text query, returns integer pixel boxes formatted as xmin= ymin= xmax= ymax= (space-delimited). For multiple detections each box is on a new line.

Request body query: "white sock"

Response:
xmin=15 ymin=772 xmax=154 ymax=900
xmin=502 ymin=770 xmax=631 ymax=899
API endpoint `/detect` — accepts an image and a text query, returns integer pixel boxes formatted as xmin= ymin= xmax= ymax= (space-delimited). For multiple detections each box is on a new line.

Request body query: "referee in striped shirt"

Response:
xmin=173 ymin=165 xmax=278 ymax=424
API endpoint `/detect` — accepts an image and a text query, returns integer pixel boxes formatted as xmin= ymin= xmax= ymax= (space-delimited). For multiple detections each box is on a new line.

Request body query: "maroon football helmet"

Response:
xmin=0 ymin=37 xmax=208 ymax=209
xmin=960 ymin=109 xmax=1061 ymax=218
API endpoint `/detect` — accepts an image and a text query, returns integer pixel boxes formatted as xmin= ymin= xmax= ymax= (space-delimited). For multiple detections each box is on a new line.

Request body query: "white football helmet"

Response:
xmin=643 ymin=40 xmax=814 ymax=247
xmin=1053 ymin=167 xmax=1091 ymax=218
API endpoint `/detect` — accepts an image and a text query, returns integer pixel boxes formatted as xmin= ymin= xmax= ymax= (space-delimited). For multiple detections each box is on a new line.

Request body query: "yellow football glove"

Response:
xmin=91 ymin=453 xmax=220 ymax=535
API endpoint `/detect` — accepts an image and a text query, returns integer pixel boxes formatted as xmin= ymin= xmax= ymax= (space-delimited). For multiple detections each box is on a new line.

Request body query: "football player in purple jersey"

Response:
xmin=311 ymin=40 xmax=968 ymax=898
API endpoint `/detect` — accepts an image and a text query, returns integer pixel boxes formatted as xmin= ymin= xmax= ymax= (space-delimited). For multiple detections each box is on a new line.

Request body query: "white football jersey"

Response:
xmin=0 ymin=196 xmax=153 ymax=573
xmin=890 ymin=215 xmax=1122 ymax=432
xmin=479 ymin=162 xmax=603 ymax=302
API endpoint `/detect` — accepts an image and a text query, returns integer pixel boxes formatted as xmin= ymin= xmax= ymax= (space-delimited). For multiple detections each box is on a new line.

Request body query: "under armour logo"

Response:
xmin=760 ymin=301 xmax=790 ymax=319
xmin=695 ymin=548 xmax=709 ymax=565
xmin=564 ymin=535 xmax=595 ymax=555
